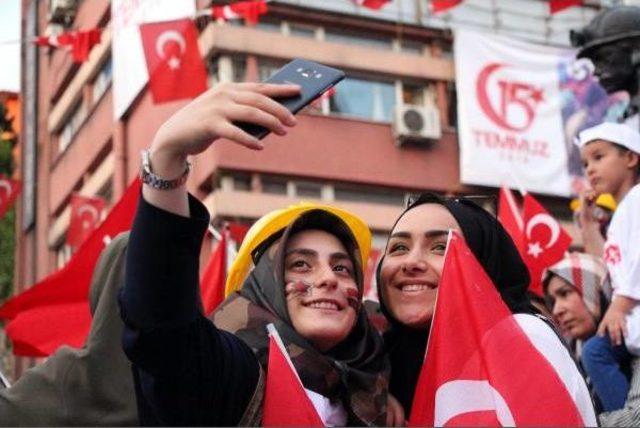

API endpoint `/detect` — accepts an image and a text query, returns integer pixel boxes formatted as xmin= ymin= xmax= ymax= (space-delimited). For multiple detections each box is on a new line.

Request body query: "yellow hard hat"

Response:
xmin=225 ymin=202 xmax=371 ymax=297
xmin=569 ymin=193 xmax=617 ymax=212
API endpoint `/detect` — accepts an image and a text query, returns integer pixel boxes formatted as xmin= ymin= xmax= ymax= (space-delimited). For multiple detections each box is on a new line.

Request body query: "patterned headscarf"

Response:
xmin=544 ymin=253 xmax=611 ymax=323
xmin=213 ymin=210 xmax=389 ymax=426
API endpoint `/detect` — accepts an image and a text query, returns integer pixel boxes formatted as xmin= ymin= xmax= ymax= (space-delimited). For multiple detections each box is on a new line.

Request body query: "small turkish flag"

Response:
xmin=409 ymin=232 xmax=595 ymax=426
xmin=200 ymin=231 xmax=227 ymax=316
xmin=212 ymin=0 xmax=268 ymax=25
xmin=34 ymin=29 xmax=101 ymax=63
xmin=139 ymin=19 xmax=208 ymax=104
xmin=352 ymin=0 xmax=391 ymax=10
xmin=263 ymin=324 xmax=324 ymax=427
xmin=430 ymin=0 xmax=464 ymax=14
xmin=549 ymin=0 xmax=583 ymax=14
xmin=522 ymin=193 xmax=572 ymax=296
xmin=0 ymin=174 xmax=21 ymax=219
xmin=67 ymin=194 xmax=106 ymax=249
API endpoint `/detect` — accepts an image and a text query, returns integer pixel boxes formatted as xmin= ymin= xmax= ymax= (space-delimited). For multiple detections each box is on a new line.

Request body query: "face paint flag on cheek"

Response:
xmin=409 ymin=232 xmax=595 ymax=427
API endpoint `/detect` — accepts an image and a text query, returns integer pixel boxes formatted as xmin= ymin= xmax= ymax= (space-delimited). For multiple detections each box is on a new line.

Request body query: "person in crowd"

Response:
xmin=545 ymin=252 xmax=640 ymax=426
xmin=375 ymin=193 xmax=596 ymax=424
xmin=575 ymin=122 xmax=640 ymax=412
xmin=119 ymin=82 xmax=396 ymax=426
xmin=571 ymin=192 xmax=616 ymax=257
xmin=0 ymin=233 xmax=137 ymax=426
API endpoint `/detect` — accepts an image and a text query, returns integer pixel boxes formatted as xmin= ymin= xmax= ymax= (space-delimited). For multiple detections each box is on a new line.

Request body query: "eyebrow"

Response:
xmin=285 ymin=248 xmax=352 ymax=262
xmin=389 ymin=229 xmax=451 ymax=240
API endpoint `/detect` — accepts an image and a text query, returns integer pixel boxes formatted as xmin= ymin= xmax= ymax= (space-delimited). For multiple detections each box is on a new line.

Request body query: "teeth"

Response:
xmin=308 ymin=301 xmax=339 ymax=310
xmin=401 ymin=284 xmax=431 ymax=292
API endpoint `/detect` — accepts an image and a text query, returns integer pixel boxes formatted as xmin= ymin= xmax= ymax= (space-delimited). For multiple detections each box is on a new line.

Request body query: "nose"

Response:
xmin=315 ymin=264 xmax=339 ymax=290
xmin=552 ymin=300 xmax=566 ymax=318
xmin=401 ymin=248 xmax=428 ymax=275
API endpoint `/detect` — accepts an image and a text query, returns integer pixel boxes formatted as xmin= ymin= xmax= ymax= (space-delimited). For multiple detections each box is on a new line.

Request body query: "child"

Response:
xmin=575 ymin=121 xmax=640 ymax=411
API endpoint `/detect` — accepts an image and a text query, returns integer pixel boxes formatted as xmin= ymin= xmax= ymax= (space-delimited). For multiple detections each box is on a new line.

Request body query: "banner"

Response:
xmin=455 ymin=29 xmax=627 ymax=197
xmin=111 ymin=0 xmax=196 ymax=119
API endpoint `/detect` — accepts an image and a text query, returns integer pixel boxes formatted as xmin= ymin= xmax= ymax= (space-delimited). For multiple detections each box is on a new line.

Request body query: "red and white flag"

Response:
xmin=498 ymin=186 xmax=524 ymax=254
xmin=0 ymin=179 xmax=141 ymax=356
xmin=522 ymin=193 xmax=572 ymax=296
xmin=139 ymin=19 xmax=208 ymax=104
xmin=549 ymin=0 xmax=583 ymax=14
xmin=212 ymin=1 xmax=268 ymax=25
xmin=363 ymin=248 xmax=382 ymax=302
xmin=409 ymin=232 xmax=595 ymax=426
xmin=34 ymin=29 xmax=102 ymax=63
xmin=263 ymin=324 xmax=324 ymax=427
xmin=430 ymin=0 xmax=464 ymax=14
xmin=311 ymin=86 xmax=337 ymax=109
xmin=67 ymin=194 xmax=106 ymax=248
xmin=200 ymin=229 xmax=228 ymax=316
xmin=352 ymin=0 xmax=391 ymax=10
xmin=0 ymin=174 xmax=21 ymax=219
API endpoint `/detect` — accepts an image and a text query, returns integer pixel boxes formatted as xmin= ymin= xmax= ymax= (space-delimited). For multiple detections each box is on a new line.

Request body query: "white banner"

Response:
xmin=111 ymin=0 xmax=196 ymax=119
xmin=455 ymin=29 xmax=627 ymax=197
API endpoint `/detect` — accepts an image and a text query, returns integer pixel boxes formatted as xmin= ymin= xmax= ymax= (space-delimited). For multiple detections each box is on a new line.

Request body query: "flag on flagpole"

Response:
xmin=139 ymin=19 xmax=208 ymax=104
xmin=352 ymin=0 xmax=392 ymax=10
xmin=67 ymin=194 xmax=106 ymax=248
xmin=430 ymin=0 xmax=463 ymax=14
xmin=263 ymin=324 xmax=324 ymax=427
xmin=0 ymin=179 xmax=141 ymax=356
xmin=0 ymin=174 xmax=21 ymax=219
xmin=498 ymin=186 xmax=524 ymax=254
xmin=409 ymin=232 xmax=595 ymax=426
xmin=200 ymin=229 xmax=227 ymax=316
xmin=212 ymin=0 xmax=269 ymax=25
xmin=549 ymin=0 xmax=583 ymax=14
xmin=34 ymin=29 xmax=102 ymax=63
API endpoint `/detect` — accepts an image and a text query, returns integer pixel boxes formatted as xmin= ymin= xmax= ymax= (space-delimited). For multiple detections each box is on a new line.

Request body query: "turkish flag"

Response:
xmin=200 ymin=232 xmax=227 ymax=316
xmin=263 ymin=325 xmax=324 ymax=427
xmin=67 ymin=194 xmax=106 ymax=248
xmin=549 ymin=0 xmax=583 ymax=14
xmin=430 ymin=0 xmax=464 ymax=14
xmin=34 ymin=29 xmax=101 ymax=63
xmin=522 ymin=194 xmax=572 ymax=296
xmin=227 ymin=221 xmax=250 ymax=245
xmin=409 ymin=232 xmax=593 ymax=426
xmin=498 ymin=186 xmax=524 ymax=254
xmin=0 ymin=174 xmax=21 ymax=219
xmin=212 ymin=1 xmax=268 ymax=25
xmin=352 ymin=0 xmax=391 ymax=10
xmin=0 ymin=179 xmax=141 ymax=356
xmin=139 ymin=19 xmax=208 ymax=104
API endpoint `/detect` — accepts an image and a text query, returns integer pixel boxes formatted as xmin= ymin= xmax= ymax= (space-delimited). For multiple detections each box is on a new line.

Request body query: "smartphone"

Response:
xmin=237 ymin=58 xmax=345 ymax=139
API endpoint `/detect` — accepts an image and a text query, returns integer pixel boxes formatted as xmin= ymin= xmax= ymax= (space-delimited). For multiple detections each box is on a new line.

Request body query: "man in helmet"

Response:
xmin=571 ymin=5 xmax=640 ymax=128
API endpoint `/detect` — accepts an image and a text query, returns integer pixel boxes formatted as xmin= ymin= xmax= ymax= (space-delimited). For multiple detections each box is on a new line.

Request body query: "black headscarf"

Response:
xmin=214 ymin=210 xmax=389 ymax=426
xmin=375 ymin=193 xmax=537 ymax=413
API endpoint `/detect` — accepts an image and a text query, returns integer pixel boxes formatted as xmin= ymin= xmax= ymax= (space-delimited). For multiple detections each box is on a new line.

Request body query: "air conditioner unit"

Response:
xmin=392 ymin=104 xmax=441 ymax=147
xmin=48 ymin=0 xmax=78 ymax=26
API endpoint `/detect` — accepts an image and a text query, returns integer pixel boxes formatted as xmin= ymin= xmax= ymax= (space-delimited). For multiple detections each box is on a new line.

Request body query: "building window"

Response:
xmin=55 ymin=243 xmax=72 ymax=269
xmin=92 ymin=57 xmax=112 ymax=104
xmin=287 ymin=22 xmax=318 ymax=39
xmin=330 ymin=77 xmax=395 ymax=122
xmin=258 ymin=60 xmax=285 ymax=81
xmin=295 ymin=181 xmax=322 ymax=199
xmin=324 ymin=28 xmax=393 ymax=50
xmin=334 ymin=184 xmax=406 ymax=206
xmin=402 ymin=83 xmax=425 ymax=106
xmin=399 ymin=39 xmax=425 ymax=55
xmin=262 ymin=176 xmax=288 ymax=195
xmin=59 ymin=101 xmax=86 ymax=152
xmin=232 ymin=174 xmax=252 ymax=191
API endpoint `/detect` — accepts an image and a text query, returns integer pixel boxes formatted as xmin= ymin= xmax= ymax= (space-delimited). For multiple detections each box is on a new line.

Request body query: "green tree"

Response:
xmin=0 ymin=101 xmax=16 ymax=302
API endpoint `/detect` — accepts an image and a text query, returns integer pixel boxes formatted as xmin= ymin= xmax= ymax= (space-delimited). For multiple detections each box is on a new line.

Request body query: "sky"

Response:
xmin=0 ymin=0 xmax=21 ymax=92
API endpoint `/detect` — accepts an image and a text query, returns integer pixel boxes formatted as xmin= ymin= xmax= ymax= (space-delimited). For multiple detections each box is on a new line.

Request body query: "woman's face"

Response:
xmin=380 ymin=204 xmax=461 ymax=329
xmin=284 ymin=229 xmax=359 ymax=352
xmin=546 ymin=276 xmax=597 ymax=340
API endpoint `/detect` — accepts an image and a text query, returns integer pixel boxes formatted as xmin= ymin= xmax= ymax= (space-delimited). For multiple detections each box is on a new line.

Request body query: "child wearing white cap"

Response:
xmin=575 ymin=121 xmax=640 ymax=412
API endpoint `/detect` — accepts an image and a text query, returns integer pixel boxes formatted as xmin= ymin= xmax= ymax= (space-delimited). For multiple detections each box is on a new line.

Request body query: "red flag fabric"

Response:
xmin=497 ymin=186 xmax=524 ymax=254
xmin=409 ymin=232 xmax=594 ymax=426
xmin=67 ymin=193 xmax=107 ymax=248
xmin=200 ymin=232 xmax=227 ymax=316
xmin=227 ymin=221 xmax=250 ymax=245
xmin=0 ymin=179 xmax=141 ymax=356
xmin=549 ymin=0 xmax=583 ymax=14
xmin=352 ymin=0 xmax=392 ymax=10
xmin=212 ymin=0 xmax=268 ymax=25
xmin=363 ymin=248 xmax=382 ymax=302
xmin=139 ymin=19 xmax=208 ymax=104
xmin=522 ymin=193 xmax=572 ymax=296
xmin=430 ymin=0 xmax=463 ymax=14
xmin=263 ymin=325 xmax=324 ymax=427
xmin=0 ymin=174 xmax=21 ymax=219
xmin=34 ymin=29 xmax=101 ymax=63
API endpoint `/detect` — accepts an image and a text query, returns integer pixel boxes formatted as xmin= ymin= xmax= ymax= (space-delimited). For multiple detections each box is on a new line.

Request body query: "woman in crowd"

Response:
xmin=545 ymin=252 xmax=640 ymax=426
xmin=119 ymin=82 xmax=393 ymax=426
xmin=375 ymin=193 xmax=596 ymax=424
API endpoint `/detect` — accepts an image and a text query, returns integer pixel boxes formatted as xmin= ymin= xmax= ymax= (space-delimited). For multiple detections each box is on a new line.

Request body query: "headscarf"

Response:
xmin=543 ymin=253 xmax=611 ymax=326
xmin=213 ymin=209 xmax=389 ymax=426
xmin=375 ymin=193 xmax=537 ymax=413
xmin=0 ymin=232 xmax=137 ymax=426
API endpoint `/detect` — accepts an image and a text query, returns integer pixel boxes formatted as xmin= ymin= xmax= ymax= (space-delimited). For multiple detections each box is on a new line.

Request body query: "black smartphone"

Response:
xmin=237 ymin=58 xmax=345 ymax=139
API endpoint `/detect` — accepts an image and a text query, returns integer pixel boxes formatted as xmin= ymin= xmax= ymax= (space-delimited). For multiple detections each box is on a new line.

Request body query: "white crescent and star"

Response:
xmin=525 ymin=213 xmax=560 ymax=258
xmin=155 ymin=30 xmax=186 ymax=71
xmin=76 ymin=204 xmax=100 ymax=230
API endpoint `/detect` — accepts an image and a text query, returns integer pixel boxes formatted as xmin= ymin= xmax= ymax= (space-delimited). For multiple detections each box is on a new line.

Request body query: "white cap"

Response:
xmin=576 ymin=122 xmax=640 ymax=155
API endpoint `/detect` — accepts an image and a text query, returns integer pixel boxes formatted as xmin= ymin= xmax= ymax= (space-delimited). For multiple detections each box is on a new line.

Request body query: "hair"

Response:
xmin=612 ymin=142 xmax=640 ymax=178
